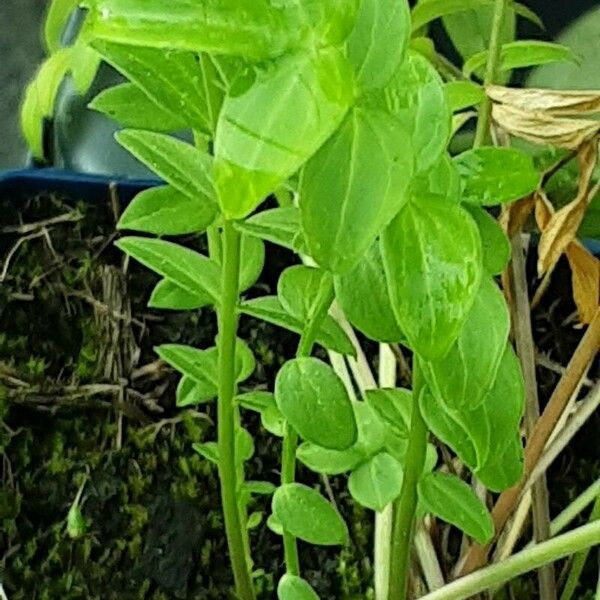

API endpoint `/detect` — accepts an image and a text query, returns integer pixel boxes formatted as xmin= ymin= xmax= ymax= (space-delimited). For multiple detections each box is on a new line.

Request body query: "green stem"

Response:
xmin=389 ymin=363 xmax=429 ymax=599
xmin=281 ymin=274 xmax=335 ymax=575
xmin=420 ymin=521 xmax=600 ymax=600
xmin=473 ymin=0 xmax=508 ymax=148
xmin=217 ymin=221 xmax=255 ymax=600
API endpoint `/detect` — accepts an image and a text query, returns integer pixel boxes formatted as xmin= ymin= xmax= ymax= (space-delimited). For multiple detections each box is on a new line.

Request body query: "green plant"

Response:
xmin=20 ymin=0 xmax=600 ymax=599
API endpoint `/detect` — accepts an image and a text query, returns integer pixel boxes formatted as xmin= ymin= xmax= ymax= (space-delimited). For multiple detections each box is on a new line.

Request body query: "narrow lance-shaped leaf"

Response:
xmin=116 ymin=237 xmax=220 ymax=302
xmin=411 ymin=0 xmax=494 ymax=32
xmin=348 ymin=452 xmax=403 ymax=512
xmin=347 ymin=0 xmax=411 ymax=92
xmin=455 ymin=147 xmax=539 ymax=206
xmin=45 ymin=0 xmax=80 ymax=52
xmin=272 ymin=483 xmax=348 ymax=546
xmin=420 ymin=278 xmax=510 ymax=409
xmin=381 ymin=197 xmax=482 ymax=359
xmin=301 ymin=106 xmax=413 ymax=274
xmin=215 ymin=48 xmax=354 ymax=219
xmin=418 ymin=472 xmax=494 ymax=543
xmin=275 ymin=358 xmax=357 ymax=450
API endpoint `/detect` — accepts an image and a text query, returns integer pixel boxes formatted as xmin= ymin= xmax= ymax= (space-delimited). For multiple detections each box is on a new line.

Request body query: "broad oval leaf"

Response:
xmin=301 ymin=106 xmax=412 ymax=274
xmin=235 ymin=207 xmax=306 ymax=253
xmin=335 ymin=242 xmax=404 ymax=343
xmin=215 ymin=48 xmax=354 ymax=219
xmin=239 ymin=297 xmax=355 ymax=356
xmin=465 ymin=206 xmax=511 ymax=276
xmin=348 ymin=452 xmax=403 ymax=512
xmin=455 ymin=147 xmax=539 ymax=206
xmin=476 ymin=432 xmax=524 ymax=492
xmin=410 ymin=152 xmax=461 ymax=203
xmin=272 ymin=483 xmax=348 ymax=546
xmin=149 ymin=279 xmax=209 ymax=311
xmin=365 ymin=388 xmax=412 ymax=439
xmin=116 ymin=130 xmax=216 ymax=205
xmin=297 ymin=443 xmax=364 ymax=476
xmin=177 ymin=375 xmax=210 ymax=407
xmin=239 ymin=235 xmax=266 ymax=293
xmin=277 ymin=574 xmax=320 ymax=600
xmin=374 ymin=52 xmax=451 ymax=174
xmin=118 ymin=185 xmax=217 ymax=235
xmin=381 ymin=197 xmax=482 ymax=359
xmin=347 ymin=0 xmax=411 ymax=92
xmin=275 ymin=358 xmax=357 ymax=450
xmin=445 ymin=80 xmax=485 ymax=113
xmin=418 ymin=472 xmax=494 ymax=543
xmin=420 ymin=278 xmax=510 ymax=409
xmin=278 ymin=266 xmax=334 ymax=322
xmin=116 ymin=237 xmax=220 ymax=302
xmin=90 ymin=83 xmax=189 ymax=132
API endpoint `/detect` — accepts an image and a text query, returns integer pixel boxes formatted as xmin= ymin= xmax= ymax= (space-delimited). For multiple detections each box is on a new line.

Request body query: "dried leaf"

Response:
xmin=499 ymin=196 xmax=534 ymax=238
xmin=566 ymin=242 xmax=600 ymax=324
xmin=538 ymin=141 xmax=599 ymax=275
xmin=534 ymin=189 xmax=554 ymax=231
xmin=487 ymin=85 xmax=600 ymax=116
xmin=491 ymin=104 xmax=600 ymax=149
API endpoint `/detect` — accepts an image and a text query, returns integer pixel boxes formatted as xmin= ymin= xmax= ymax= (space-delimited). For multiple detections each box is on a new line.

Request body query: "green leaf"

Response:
xmin=215 ymin=48 xmax=354 ymax=219
xmin=116 ymin=130 xmax=216 ymax=205
xmin=21 ymin=48 xmax=73 ymax=159
xmin=239 ymin=236 xmax=265 ymax=293
xmin=149 ymin=279 xmax=209 ymax=311
xmin=92 ymin=41 xmax=223 ymax=134
xmin=418 ymin=472 xmax=494 ymax=543
xmin=353 ymin=402 xmax=387 ymax=457
xmin=277 ymin=574 xmax=320 ymax=600
xmin=115 ymin=237 xmax=220 ymax=302
xmin=411 ymin=0 xmax=493 ymax=32
xmin=246 ymin=511 xmax=262 ymax=530
xmin=381 ymin=197 xmax=482 ymax=359
xmin=278 ymin=266 xmax=333 ymax=321
xmin=275 ymin=358 xmax=357 ymax=450
xmin=373 ymin=52 xmax=451 ymax=174
xmin=465 ymin=206 xmax=511 ymax=276
xmin=272 ymin=483 xmax=348 ymax=546
xmin=476 ymin=433 xmax=524 ymax=491
xmin=71 ymin=45 xmax=102 ymax=95
xmin=45 ymin=0 xmax=80 ymax=52
xmin=237 ymin=391 xmax=286 ymax=437
xmin=192 ymin=441 xmax=219 ymax=464
xmin=236 ymin=428 xmax=255 ymax=465
xmin=410 ymin=153 xmax=461 ymax=202
xmin=365 ymin=388 xmax=412 ymax=439
xmin=349 ymin=452 xmax=403 ymax=512
xmin=297 ymin=443 xmax=364 ymax=476
xmin=445 ymin=81 xmax=485 ymax=113
xmin=176 ymin=375 xmax=212 ymax=407
xmin=267 ymin=513 xmax=284 ymax=536
xmin=117 ymin=186 xmax=217 ymax=235
xmin=335 ymin=242 xmax=404 ymax=343
xmin=513 ymin=3 xmax=544 ymax=29
xmin=239 ymin=297 xmax=355 ymax=356
xmin=464 ymin=41 xmax=577 ymax=77
xmin=89 ymin=83 xmax=189 ymax=131
xmin=235 ymin=207 xmax=306 ymax=253
xmin=301 ymin=107 xmax=412 ymax=274
xmin=455 ymin=147 xmax=539 ymax=206
xmin=89 ymin=0 xmax=358 ymax=61
xmin=244 ymin=481 xmax=277 ymax=496
xmin=420 ymin=279 xmax=510 ymax=409
xmin=347 ymin=0 xmax=410 ymax=92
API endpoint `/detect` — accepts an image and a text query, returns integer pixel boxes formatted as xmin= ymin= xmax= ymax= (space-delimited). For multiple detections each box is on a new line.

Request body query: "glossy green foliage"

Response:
xmin=275 ymin=358 xmax=357 ymax=450
xmin=445 ymin=81 xmax=485 ymax=113
xmin=90 ymin=83 xmax=189 ymax=131
xmin=411 ymin=153 xmax=461 ymax=201
xmin=238 ymin=236 xmax=266 ymax=293
xmin=272 ymin=483 xmax=348 ymax=546
xmin=301 ymin=107 xmax=412 ymax=274
xmin=88 ymin=0 xmax=358 ymax=60
xmin=347 ymin=0 xmax=410 ymax=92
xmin=335 ymin=242 xmax=404 ymax=343
xmin=296 ymin=443 xmax=365 ymax=476
xmin=116 ymin=237 xmax=220 ymax=302
xmin=44 ymin=0 xmax=80 ymax=52
xmin=382 ymin=196 xmax=482 ymax=359
xmin=277 ymin=574 xmax=320 ymax=600
xmin=92 ymin=41 xmax=224 ymax=134
xmin=149 ymin=279 xmax=210 ymax=311
xmin=348 ymin=452 xmax=403 ymax=512
xmin=158 ymin=341 xmax=255 ymax=404
xmin=421 ymin=279 xmax=510 ymax=409
xmin=117 ymin=185 xmax=217 ymax=235
xmin=116 ymin=130 xmax=216 ymax=205
xmin=365 ymin=389 xmax=412 ymax=440
xmin=239 ymin=297 xmax=354 ymax=356
xmin=418 ymin=472 xmax=494 ymax=543
xmin=236 ymin=391 xmax=286 ymax=437
xmin=215 ymin=48 xmax=353 ymax=219
xmin=411 ymin=0 xmax=494 ymax=32
xmin=375 ymin=52 xmax=451 ymax=174
xmin=455 ymin=147 xmax=539 ymax=206
xmin=466 ymin=206 xmax=511 ymax=276
xmin=277 ymin=266 xmax=334 ymax=322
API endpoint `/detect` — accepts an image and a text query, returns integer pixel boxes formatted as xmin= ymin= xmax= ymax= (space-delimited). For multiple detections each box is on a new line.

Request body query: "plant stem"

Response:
xmin=281 ymin=274 xmax=334 ymax=575
xmin=473 ymin=0 xmax=507 ymax=148
xmin=420 ymin=521 xmax=600 ymax=600
xmin=217 ymin=221 xmax=255 ymax=600
xmin=389 ymin=363 xmax=429 ymax=599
